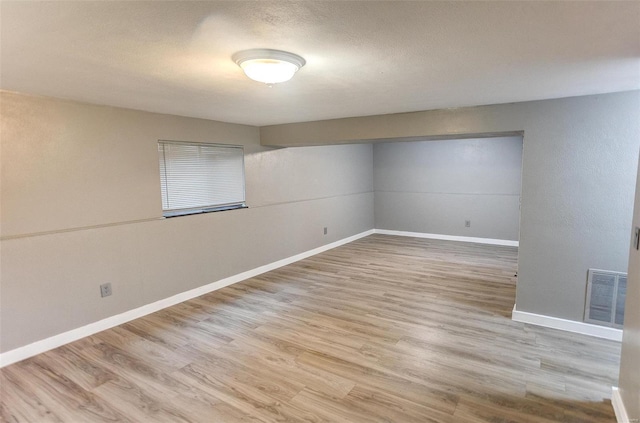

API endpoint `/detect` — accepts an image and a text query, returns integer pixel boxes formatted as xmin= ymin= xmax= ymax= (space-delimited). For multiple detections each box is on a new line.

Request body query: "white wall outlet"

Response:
xmin=100 ymin=283 xmax=112 ymax=297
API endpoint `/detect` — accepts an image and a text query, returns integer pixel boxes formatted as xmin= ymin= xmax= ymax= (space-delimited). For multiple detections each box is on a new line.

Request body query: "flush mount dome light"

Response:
xmin=232 ymin=49 xmax=306 ymax=84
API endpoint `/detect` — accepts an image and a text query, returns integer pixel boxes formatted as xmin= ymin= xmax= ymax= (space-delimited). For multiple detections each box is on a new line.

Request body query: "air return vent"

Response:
xmin=584 ymin=269 xmax=627 ymax=328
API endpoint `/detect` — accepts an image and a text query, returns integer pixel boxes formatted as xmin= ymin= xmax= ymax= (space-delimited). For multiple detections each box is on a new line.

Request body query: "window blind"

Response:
xmin=158 ymin=141 xmax=246 ymax=217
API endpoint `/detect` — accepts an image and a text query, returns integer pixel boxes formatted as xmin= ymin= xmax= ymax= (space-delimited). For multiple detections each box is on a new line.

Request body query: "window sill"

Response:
xmin=163 ymin=204 xmax=248 ymax=218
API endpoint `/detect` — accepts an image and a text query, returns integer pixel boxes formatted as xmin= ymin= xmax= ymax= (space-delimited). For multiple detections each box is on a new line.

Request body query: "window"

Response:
xmin=158 ymin=140 xmax=246 ymax=217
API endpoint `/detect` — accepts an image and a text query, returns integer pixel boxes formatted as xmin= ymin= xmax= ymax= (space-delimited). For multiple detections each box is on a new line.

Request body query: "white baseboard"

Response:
xmin=512 ymin=305 xmax=622 ymax=342
xmin=612 ymin=387 xmax=631 ymax=423
xmin=0 ymin=229 xmax=374 ymax=368
xmin=374 ymin=229 xmax=519 ymax=247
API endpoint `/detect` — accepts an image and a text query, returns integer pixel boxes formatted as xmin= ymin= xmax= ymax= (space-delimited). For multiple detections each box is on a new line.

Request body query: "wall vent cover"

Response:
xmin=584 ymin=269 xmax=626 ymax=328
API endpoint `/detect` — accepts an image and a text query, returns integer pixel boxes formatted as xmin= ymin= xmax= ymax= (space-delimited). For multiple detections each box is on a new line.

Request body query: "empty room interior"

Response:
xmin=1 ymin=2 xmax=640 ymax=423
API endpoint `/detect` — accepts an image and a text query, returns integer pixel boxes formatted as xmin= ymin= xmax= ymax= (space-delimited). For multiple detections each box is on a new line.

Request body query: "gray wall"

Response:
xmin=262 ymin=91 xmax=640 ymax=323
xmin=0 ymin=92 xmax=374 ymax=353
xmin=619 ymin=155 xmax=640 ymax=419
xmin=3 ymin=89 xmax=639 ymax=353
xmin=374 ymin=136 xmax=522 ymax=240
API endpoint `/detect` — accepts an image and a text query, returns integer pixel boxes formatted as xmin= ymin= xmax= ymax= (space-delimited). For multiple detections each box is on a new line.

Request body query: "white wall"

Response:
xmin=0 ymin=91 xmax=374 ymax=353
xmin=618 ymin=154 xmax=640 ymax=420
xmin=374 ymin=136 xmax=522 ymax=241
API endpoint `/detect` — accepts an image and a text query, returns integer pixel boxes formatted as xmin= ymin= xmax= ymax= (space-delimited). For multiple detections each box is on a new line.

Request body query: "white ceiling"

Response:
xmin=2 ymin=1 xmax=639 ymax=126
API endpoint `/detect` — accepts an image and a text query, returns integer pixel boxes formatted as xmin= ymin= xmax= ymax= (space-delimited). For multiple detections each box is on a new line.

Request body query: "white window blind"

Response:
xmin=158 ymin=141 xmax=246 ymax=217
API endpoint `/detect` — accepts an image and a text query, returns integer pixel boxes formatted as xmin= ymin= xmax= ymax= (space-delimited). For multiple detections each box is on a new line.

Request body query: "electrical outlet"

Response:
xmin=465 ymin=220 xmax=471 ymax=228
xmin=324 ymin=227 xmax=328 ymax=235
xmin=100 ymin=283 xmax=112 ymax=298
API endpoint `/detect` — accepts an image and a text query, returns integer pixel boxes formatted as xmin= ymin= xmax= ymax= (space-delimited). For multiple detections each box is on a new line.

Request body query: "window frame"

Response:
xmin=158 ymin=140 xmax=247 ymax=218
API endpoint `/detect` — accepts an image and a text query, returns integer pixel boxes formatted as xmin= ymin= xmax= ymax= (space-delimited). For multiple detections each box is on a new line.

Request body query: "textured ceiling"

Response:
xmin=1 ymin=1 xmax=639 ymax=126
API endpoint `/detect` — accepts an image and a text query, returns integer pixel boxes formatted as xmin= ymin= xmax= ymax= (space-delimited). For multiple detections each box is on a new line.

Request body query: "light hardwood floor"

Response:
xmin=0 ymin=235 xmax=621 ymax=422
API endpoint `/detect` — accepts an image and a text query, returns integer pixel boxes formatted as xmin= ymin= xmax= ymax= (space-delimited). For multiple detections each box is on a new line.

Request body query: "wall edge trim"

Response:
xmin=612 ymin=387 xmax=631 ymax=423
xmin=374 ymin=229 xmax=519 ymax=246
xmin=0 ymin=229 xmax=375 ymax=368
xmin=512 ymin=304 xmax=623 ymax=342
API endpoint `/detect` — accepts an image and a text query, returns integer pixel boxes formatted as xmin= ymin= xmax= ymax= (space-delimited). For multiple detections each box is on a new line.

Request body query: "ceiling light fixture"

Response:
xmin=232 ymin=49 xmax=306 ymax=84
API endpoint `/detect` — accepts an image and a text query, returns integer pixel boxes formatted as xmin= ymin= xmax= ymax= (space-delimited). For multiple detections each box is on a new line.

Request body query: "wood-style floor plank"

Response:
xmin=0 ymin=234 xmax=621 ymax=422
